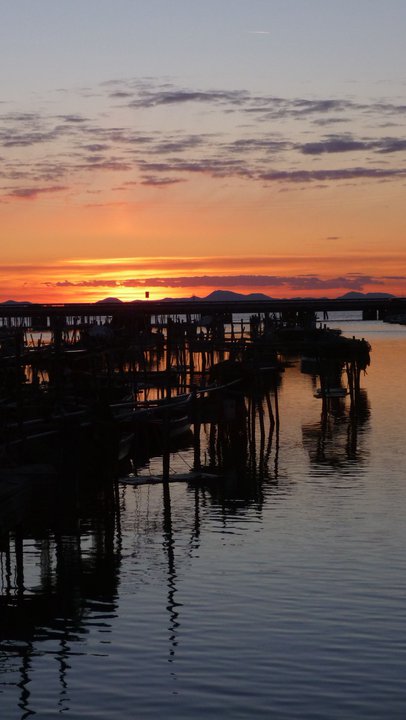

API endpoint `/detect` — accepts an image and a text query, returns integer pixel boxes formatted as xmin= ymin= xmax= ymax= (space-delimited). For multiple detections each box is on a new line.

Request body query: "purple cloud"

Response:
xmin=44 ymin=273 xmax=382 ymax=292
xmin=5 ymin=185 xmax=68 ymax=199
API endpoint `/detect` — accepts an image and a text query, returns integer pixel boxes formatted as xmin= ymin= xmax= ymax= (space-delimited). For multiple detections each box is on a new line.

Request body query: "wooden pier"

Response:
xmin=1 ymin=295 xmax=406 ymax=328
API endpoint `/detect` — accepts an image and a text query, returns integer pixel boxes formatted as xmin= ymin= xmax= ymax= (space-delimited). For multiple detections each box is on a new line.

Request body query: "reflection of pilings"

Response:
xmin=274 ymin=424 xmax=280 ymax=480
xmin=188 ymin=487 xmax=201 ymax=557
xmin=200 ymin=388 xmax=279 ymax=494
xmin=264 ymin=420 xmax=274 ymax=467
xmin=305 ymin=385 xmax=370 ymax=466
xmin=265 ymin=391 xmax=275 ymax=430
xmin=162 ymin=407 xmax=171 ymax=482
xmin=345 ymin=358 xmax=365 ymax=406
xmin=346 ymin=361 xmax=354 ymax=402
xmin=274 ymin=381 xmax=280 ymax=429
xmin=321 ymin=397 xmax=328 ymax=425
xmin=258 ymin=400 xmax=265 ymax=472
xmin=56 ymin=637 xmax=70 ymax=714
xmin=0 ymin=479 xmax=123 ymax=720
xmin=208 ymin=423 xmax=216 ymax=467
xmin=0 ymin=532 xmax=12 ymax=597
xmin=347 ymin=411 xmax=358 ymax=459
xmin=249 ymin=396 xmax=256 ymax=455
xmin=255 ymin=396 xmax=279 ymax=484
xmin=113 ymin=480 xmax=122 ymax=542
xmin=54 ymin=532 xmax=82 ymax=604
xmin=193 ymin=488 xmax=200 ymax=546
xmin=162 ymin=482 xmax=180 ymax=661
xmin=348 ymin=388 xmax=370 ymax=460
xmin=246 ymin=386 xmax=278 ymax=454
xmin=18 ymin=644 xmax=34 ymax=720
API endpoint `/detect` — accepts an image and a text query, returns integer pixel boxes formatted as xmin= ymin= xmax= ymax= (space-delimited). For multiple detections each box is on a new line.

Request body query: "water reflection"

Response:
xmin=162 ymin=482 xmax=181 ymax=662
xmin=0 ymin=367 xmax=376 ymax=718
xmin=198 ymin=387 xmax=281 ymax=513
xmin=0 ymin=480 xmax=122 ymax=717
xmin=302 ymin=389 xmax=371 ymax=469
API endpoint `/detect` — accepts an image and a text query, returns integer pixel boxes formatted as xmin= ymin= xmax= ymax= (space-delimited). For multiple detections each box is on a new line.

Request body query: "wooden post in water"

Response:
xmin=265 ymin=390 xmax=275 ymax=430
xmin=251 ymin=394 xmax=256 ymax=451
xmin=2 ymin=532 xmax=12 ymax=596
xmin=354 ymin=360 xmax=361 ymax=398
xmin=274 ymin=380 xmax=280 ymax=429
xmin=346 ymin=361 xmax=354 ymax=404
xmin=246 ymin=396 xmax=252 ymax=441
xmin=15 ymin=530 xmax=25 ymax=598
xmin=208 ymin=423 xmax=216 ymax=467
xmin=192 ymin=389 xmax=201 ymax=471
xmin=189 ymin=340 xmax=195 ymax=380
xmin=165 ymin=320 xmax=172 ymax=400
xmin=258 ymin=396 xmax=266 ymax=445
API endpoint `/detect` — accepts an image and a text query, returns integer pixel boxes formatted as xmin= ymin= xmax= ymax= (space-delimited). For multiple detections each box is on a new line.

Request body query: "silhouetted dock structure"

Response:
xmin=0 ymin=297 xmax=374 ymax=492
xmin=1 ymin=295 xmax=405 ymax=327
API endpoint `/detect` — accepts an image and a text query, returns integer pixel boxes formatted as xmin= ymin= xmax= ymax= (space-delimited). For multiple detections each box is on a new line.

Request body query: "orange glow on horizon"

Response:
xmin=2 ymin=73 xmax=406 ymax=308
xmin=2 ymin=175 xmax=406 ymax=303
xmin=1 ymin=253 xmax=406 ymax=303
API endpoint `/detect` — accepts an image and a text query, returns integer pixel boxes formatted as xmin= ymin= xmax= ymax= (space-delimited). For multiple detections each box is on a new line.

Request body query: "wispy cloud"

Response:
xmin=5 ymin=254 xmax=406 ymax=274
xmin=44 ymin=273 xmax=384 ymax=292
xmin=259 ymin=168 xmax=406 ymax=183
xmin=140 ymin=176 xmax=186 ymax=187
xmin=126 ymin=88 xmax=250 ymax=109
xmin=299 ymin=134 xmax=406 ymax=155
xmin=1 ymin=79 xmax=405 ymax=203
xmin=4 ymin=185 xmax=68 ymax=200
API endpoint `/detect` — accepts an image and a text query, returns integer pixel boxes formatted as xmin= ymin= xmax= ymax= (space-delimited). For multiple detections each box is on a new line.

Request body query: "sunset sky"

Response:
xmin=1 ymin=0 xmax=406 ymax=302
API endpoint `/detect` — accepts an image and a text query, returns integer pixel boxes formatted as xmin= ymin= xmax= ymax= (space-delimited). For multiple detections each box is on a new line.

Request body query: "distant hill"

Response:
xmin=161 ymin=290 xmax=274 ymax=302
xmin=337 ymin=291 xmax=395 ymax=300
xmin=95 ymin=297 xmax=123 ymax=304
xmin=0 ymin=291 xmax=399 ymax=306
xmin=0 ymin=299 xmax=32 ymax=305
xmin=204 ymin=290 xmax=273 ymax=301
xmin=159 ymin=289 xmax=399 ymax=302
xmin=97 ymin=290 xmax=400 ymax=303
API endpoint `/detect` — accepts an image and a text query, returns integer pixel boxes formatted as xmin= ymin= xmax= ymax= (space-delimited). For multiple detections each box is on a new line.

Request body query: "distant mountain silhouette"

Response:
xmin=204 ymin=290 xmax=273 ymax=301
xmin=1 ymin=291 xmax=398 ymax=306
xmin=337 ymin=291 xmax=395 ymax=299
xmin=0 ymin=299 xmax=32 ymax=305
xmin=160 ymin=289 xmax=396 ymax=302
xmin=161 ymin=290 xmax=274 ymax=302
xmin=95 ymin=297 xmax=123 ymax=304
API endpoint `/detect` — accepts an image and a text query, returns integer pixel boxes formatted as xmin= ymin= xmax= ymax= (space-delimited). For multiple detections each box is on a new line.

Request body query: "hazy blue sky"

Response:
xmin=2 ymin=1 xmax=405 ymax=96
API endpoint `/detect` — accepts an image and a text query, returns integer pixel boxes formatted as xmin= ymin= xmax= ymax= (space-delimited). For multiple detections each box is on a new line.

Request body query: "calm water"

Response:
xmin=1 ymin=320 xmax=406 ymax=719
